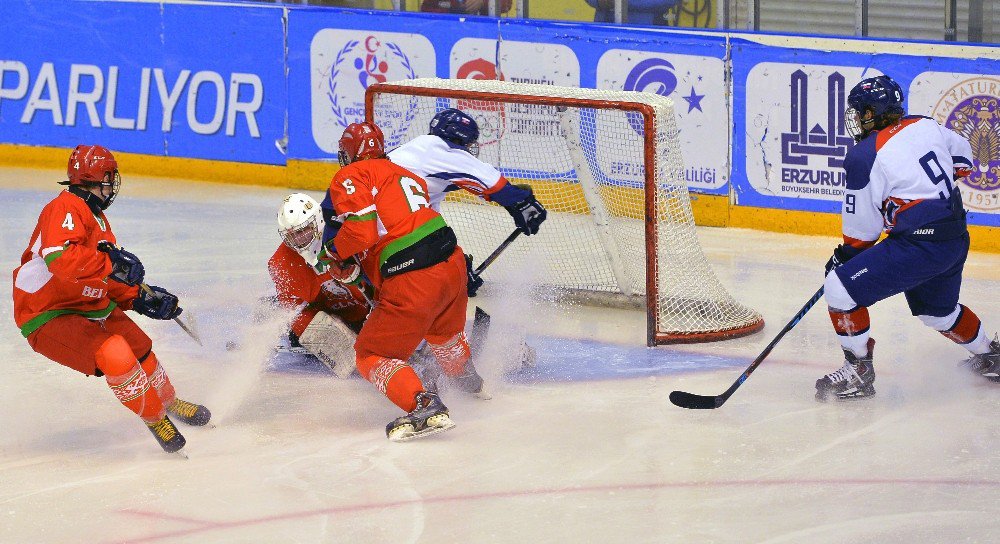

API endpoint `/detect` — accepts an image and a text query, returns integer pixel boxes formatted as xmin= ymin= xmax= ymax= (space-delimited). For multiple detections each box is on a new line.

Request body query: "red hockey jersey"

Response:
xmin=13 ymin=190 xmax=139 ymax=338
xmin=268 ymin=243 xmax=370 ymax=336
xmin=327 ymin=158 xmax=448 ymax=288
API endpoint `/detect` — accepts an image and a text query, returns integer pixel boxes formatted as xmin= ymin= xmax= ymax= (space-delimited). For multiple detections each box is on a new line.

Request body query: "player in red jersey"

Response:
xmin=268 ymin=193 xmax=372 ymax=378
xmin=12 ymin=145 xmax=210 ymax=454
xmin=321 ymin=122 xmax=485 ymax=441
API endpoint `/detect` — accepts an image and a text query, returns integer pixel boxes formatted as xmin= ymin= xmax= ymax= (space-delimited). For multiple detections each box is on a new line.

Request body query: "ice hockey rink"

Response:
xmin=2 ymin=166 xmax=999 ymax=544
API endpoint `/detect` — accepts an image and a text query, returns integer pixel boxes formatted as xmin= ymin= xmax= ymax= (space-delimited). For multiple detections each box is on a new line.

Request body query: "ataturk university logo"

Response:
xmin=326 ymin=35 xmax=416 ymax=148
xmin=932 ymin=76 xmax=1000 ymax=212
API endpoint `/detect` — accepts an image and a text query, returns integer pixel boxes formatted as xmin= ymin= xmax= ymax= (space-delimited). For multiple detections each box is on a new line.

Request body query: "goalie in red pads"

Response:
xmin=11 ymin=145 xmax=210 ymax=454
xmin=321 ymin=122 xmax=485 ymax=441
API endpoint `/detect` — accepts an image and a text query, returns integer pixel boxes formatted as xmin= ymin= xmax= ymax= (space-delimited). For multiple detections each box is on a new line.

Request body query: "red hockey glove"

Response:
xmin=318 ymin=243 xmax=362 ymax=286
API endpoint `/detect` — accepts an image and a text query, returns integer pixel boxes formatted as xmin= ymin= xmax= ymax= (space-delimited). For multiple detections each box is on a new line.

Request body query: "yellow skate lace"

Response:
xmin=168 ymin=399 xmax=199 ymax=419
xmin=147 ymin=418 xmax=177 ymax=441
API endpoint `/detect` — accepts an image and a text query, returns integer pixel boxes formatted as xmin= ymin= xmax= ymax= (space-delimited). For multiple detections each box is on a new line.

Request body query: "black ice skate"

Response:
xmin=450 ymin=360 xmax=491 ymax=400
xmin=961 ymin=337 xmax=1000 ymax=383
xmin=385 ymin=391 xmax=455 ymax=442
xmin=146 ymin=415 xmax=186 ymax=453
xmin=167 ymin=398 xmax=212 ymax=426
xmin=816 ymin=338 xmax=876 ymax=401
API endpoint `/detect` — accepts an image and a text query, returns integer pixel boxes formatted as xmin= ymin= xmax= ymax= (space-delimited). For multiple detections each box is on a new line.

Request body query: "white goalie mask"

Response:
xmin=277 ymin=193 xmax=326 ymax=265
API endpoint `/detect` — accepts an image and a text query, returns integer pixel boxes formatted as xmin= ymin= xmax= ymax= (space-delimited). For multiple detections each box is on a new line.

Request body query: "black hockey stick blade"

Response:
xmin=469 ymin=306 xmax=491 ymax=359
xmin=668 ymin=286 xmax=826 ymax=410
xmin=669 ymin=390 xmax=724 ymax=410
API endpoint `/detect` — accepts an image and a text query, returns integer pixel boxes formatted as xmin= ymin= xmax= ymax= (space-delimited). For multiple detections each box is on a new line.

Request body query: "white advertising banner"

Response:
xmin=745 ymin=64 xmax=881 ymax=202
xmin=909 ymin=72 xmax=1000 ymax=214
xmin=310 ymin=30 xmax=436 ymax=153
xmin=596 ymin=49 xmax=727 ymax=192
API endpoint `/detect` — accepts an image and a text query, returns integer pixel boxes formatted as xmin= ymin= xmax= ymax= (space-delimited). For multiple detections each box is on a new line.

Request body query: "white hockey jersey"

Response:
xmin=387 ymin=134 xmax=507 ymax=211
xmin=841 ymin=115 xmax=973 ymax=246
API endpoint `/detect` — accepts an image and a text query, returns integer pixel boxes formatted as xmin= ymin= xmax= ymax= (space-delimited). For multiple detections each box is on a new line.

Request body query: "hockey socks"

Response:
xmin=935 ymin=305 xmax=992 ymax=354
xmin=96 ymin=335 xmax=165 ymax=422
xmin=829 ymin=306 xmax=870 ymax=358
xmin=428 ymin=332 xmax=472 ymax=376
xmin=360 ymin=355 xmax=425 ymax=412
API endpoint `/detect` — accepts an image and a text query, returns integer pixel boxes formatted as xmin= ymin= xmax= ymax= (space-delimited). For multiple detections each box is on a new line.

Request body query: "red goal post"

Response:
xmin=365 ymin=78 xmax=763 ymax=345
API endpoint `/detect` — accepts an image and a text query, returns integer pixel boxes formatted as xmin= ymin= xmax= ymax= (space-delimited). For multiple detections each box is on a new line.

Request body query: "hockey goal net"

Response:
xmin=366 ymin=78 xmax=763 ymax=345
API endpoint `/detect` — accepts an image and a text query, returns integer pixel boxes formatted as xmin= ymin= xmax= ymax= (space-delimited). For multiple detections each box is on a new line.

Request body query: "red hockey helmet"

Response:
xmin=338 ymin=122 xmax=385 ymax=166
xmin=64 ymin=144 xmax=121 ymax=210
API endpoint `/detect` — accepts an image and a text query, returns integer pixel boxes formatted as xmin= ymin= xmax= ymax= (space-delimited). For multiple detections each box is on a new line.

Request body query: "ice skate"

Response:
xmin=386 ymin=391 xmax=455 ymax=442
xmin=961 ymin=337 xmax=1000 ymax=382
xmin=450 ymin=360 xmax=491 ymax=400
xmin=816 ymin=338 xmax=876 ymax=401
xmin=146 ymin=415 xmax=186 ymax=453
xmin=167 ymin=398 xmax=212 ymax=426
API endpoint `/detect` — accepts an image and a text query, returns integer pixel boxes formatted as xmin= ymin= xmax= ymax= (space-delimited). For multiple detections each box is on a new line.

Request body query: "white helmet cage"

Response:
xmin=277 ymin=193 xmax=326 ymax=262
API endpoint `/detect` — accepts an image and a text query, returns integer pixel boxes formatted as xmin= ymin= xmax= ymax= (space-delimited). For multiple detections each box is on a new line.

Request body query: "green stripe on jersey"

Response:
xmin=19 ymin=301 xmax=117 ymax=338
xmin=346 ymin=211 xmax=377 ymax=222
xmin=379 ymin=215 xmax=448 ymax=267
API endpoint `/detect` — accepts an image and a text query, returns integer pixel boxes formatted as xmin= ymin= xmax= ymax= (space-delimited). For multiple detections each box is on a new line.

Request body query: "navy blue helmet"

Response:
xmin=845 ymin=75 xmax=905 ymax=141
xmin=429 ymin=108 xmax=480 ymax=155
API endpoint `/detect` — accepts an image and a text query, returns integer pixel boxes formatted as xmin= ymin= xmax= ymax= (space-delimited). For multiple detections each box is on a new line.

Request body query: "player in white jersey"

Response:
xmin=816 ymin=75 xmax=1000 ymax=401
xmin=385 ymin=108 xmax=548 ymax=295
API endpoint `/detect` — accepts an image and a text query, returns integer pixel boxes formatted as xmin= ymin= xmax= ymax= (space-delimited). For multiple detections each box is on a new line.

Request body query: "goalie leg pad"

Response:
xmin=298 ymin=311 xmax=358 ymax=379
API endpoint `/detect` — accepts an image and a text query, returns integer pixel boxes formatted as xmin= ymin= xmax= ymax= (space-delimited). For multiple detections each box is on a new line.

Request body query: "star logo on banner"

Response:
xmin=682 ymin=87 xmax=705 ymax=113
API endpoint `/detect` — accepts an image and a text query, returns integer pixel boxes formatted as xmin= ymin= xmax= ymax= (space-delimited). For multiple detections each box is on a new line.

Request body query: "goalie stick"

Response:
xmin=669 ymin=286 xmax=825 ymax=410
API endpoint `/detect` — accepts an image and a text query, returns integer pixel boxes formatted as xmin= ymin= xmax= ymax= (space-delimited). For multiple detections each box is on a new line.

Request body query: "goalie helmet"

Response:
xmin=429 ymin=108 xmax=480 ymax=156
xmin=277 ymin=193 xmax=326 ymax=264
xmin=63 ymin=144 xmax=121 ymax=210
xmin=338 ymin=122 xmax=385 ymax=166
xmin=845 ymin=75 xmax=905 ymax=142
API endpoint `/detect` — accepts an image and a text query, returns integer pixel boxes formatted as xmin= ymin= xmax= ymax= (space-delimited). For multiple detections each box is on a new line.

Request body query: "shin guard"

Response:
xmin=358 ymin=355 xmax=424 ymax=412
xmin=97 ymin=336 xmax=164 ymax=422
xmin=428 ymin=332 xmax=472 ymax=377
xmin=139 ymin=351 xmax=176 ymax=406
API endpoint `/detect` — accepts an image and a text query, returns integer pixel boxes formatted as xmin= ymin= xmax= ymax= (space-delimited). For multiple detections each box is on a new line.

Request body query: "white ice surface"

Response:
xmin=1 ymin=167 xmax=999 ymax=544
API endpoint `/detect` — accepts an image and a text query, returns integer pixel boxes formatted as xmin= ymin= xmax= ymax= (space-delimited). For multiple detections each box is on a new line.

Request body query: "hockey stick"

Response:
xmin=138 ymin=283 xmax=203 ymax=346
xmin=669 ymin=286 xmax=825 ymax=410
xmin=96 ymin=242 xmax=202 ymax=346
xmin=473 ymin=229 xmax=522 ymax=276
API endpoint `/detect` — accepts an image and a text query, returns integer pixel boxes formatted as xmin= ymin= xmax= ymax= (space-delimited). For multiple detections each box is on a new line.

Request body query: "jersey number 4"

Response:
xmin=61 ymin=212 xmax=75 ymax=230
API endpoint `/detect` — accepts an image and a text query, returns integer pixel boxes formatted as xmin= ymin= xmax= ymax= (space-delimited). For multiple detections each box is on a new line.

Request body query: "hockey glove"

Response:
xmin=317 ymin=243 xmax=362 ymax=286
xmin=133 ymin=285 xmax=182 ymax=320
xmin=824 ymin=244 xmax=863 ymax=276
xmin=505 ymin=185 xmax=547 ymax=236
xmin=97 ymin=242 xmax=145 ymax=287
xmin=465 ymin=254 xmax=484 ymax=297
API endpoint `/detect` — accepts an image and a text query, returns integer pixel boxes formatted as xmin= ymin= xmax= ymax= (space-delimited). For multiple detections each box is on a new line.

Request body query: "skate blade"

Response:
xmin=388 ymin=416 xmax=456 ymax=442
xmin=473 ymin=386 xmax=492 ymax=401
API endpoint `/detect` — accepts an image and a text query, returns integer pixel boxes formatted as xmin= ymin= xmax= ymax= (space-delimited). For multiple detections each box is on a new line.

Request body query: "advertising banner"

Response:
xmin=288 ymin=10 xmax=729 ymax=194
xmin=732 ymin=39 xmax=1000 ymax=227
xmin=0 ymin=1 xmax=286 ymax=165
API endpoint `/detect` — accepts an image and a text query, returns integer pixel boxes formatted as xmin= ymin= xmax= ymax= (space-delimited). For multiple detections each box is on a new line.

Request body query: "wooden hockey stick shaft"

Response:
xmin=669 ymin=286 xmax=825 ymax=410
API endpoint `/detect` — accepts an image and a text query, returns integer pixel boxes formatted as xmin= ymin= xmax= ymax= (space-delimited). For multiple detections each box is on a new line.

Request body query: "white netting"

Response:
xmin=369 ymin=78 xmax=762 ymax=344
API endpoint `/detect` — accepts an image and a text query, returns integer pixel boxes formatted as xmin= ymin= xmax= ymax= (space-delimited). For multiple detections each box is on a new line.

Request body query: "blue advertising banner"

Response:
xmin=0 ymin=0 xmax=286 ymax=165
xmin=731 ymin=37 xmax=1000 ymax=227
xmin=287 ymin=9 xmax=730 ymax=194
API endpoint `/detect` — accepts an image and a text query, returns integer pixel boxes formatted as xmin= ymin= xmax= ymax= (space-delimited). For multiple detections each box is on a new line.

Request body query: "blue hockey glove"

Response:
xmin=505 ymin=185 xmax=547 ymax=236
xmin=824 ymin=244 xmax=863 ymax=276
xmin=97 ymin=242 xmax=145 ymax=286
xmin=465 ymin=254 xmax=484 ymax=297
xmin=133 ymin=285 xmax=182 ymax=320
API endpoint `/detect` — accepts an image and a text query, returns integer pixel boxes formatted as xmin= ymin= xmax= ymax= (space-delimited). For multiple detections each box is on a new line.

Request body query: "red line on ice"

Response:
xmin=116 ymin=477 xmax=1000 ymax=543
